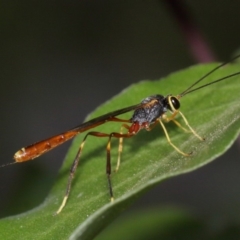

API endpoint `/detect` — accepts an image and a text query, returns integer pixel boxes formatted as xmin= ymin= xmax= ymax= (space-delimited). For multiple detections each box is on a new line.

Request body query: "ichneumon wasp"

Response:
xmin=3 ymin=54 xmax=240 ymax=214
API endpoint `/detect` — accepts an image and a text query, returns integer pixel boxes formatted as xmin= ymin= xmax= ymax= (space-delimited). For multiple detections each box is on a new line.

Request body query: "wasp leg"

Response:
xmin=158 ymin=119 xmax=192 ymax=157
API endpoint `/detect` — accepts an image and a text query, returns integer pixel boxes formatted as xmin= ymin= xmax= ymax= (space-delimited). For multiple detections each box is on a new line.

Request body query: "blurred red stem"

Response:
xmin=163 ymin=0 xmax=216 ymax=63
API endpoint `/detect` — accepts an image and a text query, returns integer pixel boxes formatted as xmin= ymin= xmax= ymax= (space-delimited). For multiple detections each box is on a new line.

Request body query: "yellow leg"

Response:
xmin=162 ymin=114 xmax=190 ymax=133
xmin=55 ymin=196 xmax=68 ymax=215
xmin=116 ymin=135 xmax=123 ymax=172
xmin=178 ymin=111 xmax=205 ymax=141
xmin=159 ymin=119 xmax=191 ymax=157
xmin=54 ymin=139 xmax=86 ymax=215
xmin=163 ymin=111 xmax=204 ymax=141
xmin=115 ymin=124 xmax=130 ymax=172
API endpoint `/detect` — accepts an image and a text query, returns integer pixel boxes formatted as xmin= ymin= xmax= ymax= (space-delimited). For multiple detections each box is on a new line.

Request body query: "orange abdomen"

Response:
xmin=14 ymin=131 xmax=78 ymax=162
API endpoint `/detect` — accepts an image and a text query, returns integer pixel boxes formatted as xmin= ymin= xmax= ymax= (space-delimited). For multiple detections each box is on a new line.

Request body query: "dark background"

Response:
xmin=0 ymin=0 xmax=240 ymax=221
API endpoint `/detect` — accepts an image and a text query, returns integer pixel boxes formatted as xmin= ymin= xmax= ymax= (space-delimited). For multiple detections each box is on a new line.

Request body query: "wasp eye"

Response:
xmin=169 ymin=96 xmax=180 ymax=110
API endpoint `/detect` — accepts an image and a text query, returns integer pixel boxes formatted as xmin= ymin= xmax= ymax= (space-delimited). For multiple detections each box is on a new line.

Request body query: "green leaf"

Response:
xmin=95 ymin=207 xmax=204 ymax=240
xmin=95 ymin=207 xmax=240 ymax=240
xmin=1 ymin=63 xmax=240 ymax=239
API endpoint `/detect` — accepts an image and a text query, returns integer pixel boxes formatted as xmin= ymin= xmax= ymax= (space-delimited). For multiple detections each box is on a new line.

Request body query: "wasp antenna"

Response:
xmin=181 ymin=72 xmax=240 ymax=96
xmin=179 ymin=54 xmax=240 ymax=97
